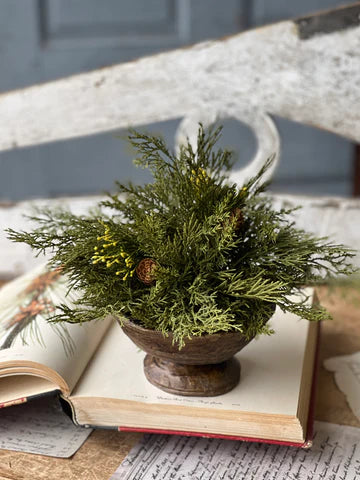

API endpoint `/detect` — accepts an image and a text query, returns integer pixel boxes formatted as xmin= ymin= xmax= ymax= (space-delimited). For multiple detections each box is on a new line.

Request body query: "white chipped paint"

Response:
xmin=0 ymin=20 xmax=359 ymax=154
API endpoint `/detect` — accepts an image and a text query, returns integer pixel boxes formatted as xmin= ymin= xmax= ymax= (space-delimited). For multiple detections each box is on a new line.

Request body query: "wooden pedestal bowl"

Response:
xmin=121 ymin=308 xmax=275 ymax=397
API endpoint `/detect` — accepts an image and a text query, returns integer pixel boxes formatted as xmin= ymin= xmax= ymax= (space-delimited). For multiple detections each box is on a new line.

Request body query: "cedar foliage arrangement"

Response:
xmin=7 ymin=126 xmax=356 ymax=347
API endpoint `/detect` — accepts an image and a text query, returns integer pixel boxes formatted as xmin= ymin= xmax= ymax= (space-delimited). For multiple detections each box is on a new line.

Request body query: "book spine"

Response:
xmin=59 ymin=393 xmax=79 ymax=424
xmin=117 ymin=426 xmax=309 ymax=448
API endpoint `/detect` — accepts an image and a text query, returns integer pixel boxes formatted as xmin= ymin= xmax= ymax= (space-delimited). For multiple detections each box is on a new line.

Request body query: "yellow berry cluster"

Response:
xmin=190 ymin=167 xmax=210 ymax=188
xmin=92 ymin=222 xmax=135 ymax=281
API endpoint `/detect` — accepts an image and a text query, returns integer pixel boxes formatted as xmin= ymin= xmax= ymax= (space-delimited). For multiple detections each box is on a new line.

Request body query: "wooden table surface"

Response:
xmin=0 ymin=286 xmax=359 ymax=480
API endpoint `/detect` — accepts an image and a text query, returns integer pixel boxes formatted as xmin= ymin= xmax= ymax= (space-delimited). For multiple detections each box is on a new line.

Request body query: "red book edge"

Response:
xmin=117 ymin=322 xmax=321 ymax=449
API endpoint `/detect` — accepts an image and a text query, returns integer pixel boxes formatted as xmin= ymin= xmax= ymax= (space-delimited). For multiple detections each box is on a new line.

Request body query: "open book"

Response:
xmin=0 ymin=266 xmax=319 ymax=447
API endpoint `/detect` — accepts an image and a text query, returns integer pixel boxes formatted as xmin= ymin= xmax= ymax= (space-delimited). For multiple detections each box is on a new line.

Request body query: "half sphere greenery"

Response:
xmin=7 ymin=126 xmax=356 ymax=347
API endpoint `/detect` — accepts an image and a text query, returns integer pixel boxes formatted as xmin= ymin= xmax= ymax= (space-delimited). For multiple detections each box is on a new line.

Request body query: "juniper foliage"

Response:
xmin=7 ymin=126 xmax=356 ymax=347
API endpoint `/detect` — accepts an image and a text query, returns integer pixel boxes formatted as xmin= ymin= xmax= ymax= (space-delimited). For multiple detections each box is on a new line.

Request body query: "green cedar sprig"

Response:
xmin=7 ymin=125 xmax=357 ymax=347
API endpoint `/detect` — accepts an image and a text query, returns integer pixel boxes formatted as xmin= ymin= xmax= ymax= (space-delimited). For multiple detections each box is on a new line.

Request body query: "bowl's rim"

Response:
xmin=120 ymin=316 xmax=243 ymax=340
xmin=118 ymin=302 xmax=276 ymax=341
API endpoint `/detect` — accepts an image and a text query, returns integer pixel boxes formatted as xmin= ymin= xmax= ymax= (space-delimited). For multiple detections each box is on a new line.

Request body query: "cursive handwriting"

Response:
xmin=111 ymin=422 xmax=360 ymax=480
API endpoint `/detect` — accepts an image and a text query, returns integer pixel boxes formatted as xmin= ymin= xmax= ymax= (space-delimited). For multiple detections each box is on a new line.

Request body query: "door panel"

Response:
xmin=0 ymin=0 xmax=242 ymax=201
xmin=42 ymin=0 xmax=191 ymax=49
xmin=0 ymin=0 xmax=354 ymax=201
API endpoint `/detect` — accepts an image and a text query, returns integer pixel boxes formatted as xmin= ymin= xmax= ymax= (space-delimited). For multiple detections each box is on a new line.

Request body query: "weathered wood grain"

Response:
xmin=0 ymin=5 xmax=359 ymax=154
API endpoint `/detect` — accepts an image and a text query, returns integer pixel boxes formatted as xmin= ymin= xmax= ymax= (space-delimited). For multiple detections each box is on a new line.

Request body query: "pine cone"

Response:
xmin=228 ymin=208 xmax=244 ymax=231
xmin=136 ymin=258 xmax=157 ymax=285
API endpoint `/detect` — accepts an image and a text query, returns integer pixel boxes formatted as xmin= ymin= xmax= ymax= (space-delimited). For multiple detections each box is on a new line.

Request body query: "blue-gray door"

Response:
xmin=0 ymin=0 xmax=354 ymax=201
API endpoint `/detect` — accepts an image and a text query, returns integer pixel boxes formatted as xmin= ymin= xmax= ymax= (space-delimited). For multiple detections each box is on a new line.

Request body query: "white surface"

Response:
xmin=111 ymin=421 xmax=360 ymax=480
xmin=0 ymin=196 xmax=101 ymax=278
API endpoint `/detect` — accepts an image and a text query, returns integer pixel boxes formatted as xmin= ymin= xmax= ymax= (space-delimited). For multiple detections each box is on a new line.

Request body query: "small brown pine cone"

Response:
xmin=136 ymin=258 xmax=157 ymax=285
xmin=228 ymin=208 xmax=244 ymax=231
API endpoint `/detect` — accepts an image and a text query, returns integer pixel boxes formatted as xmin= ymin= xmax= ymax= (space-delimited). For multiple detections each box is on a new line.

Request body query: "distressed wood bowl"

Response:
xmin=121 ymin=306 xmax=275 ymax=397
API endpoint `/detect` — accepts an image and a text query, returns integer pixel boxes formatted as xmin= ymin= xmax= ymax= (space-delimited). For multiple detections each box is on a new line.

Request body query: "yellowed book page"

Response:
xmin=72 ymin=302 xmax=311 ymax=416
xmin=0 ymin=265 xmax=112 ymax=393
xmin=0 ymin=376 xmax=55 ymax=404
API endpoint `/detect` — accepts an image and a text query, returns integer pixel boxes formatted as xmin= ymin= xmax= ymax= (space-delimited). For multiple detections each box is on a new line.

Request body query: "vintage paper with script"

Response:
xmin=111 ymin=422 xmax=360 ymax=480
xmin=0 ymin=395 xmax=92 ymax=458
xmin=324 ymin=351 xmax=360 ymax=421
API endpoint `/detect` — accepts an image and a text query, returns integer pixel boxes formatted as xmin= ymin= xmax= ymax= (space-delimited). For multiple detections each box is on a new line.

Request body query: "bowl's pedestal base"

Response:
xmin=143 ymin=355 xmax=240 ymax=397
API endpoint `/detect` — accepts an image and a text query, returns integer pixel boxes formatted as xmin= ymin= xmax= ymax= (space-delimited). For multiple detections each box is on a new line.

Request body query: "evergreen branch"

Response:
xmin=6 ymin=124 xmax=357 ymax=347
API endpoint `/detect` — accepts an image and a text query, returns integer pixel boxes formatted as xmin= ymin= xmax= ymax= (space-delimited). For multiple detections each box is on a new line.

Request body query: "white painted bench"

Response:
xmin=1 ymin=4 xmax=360 ymax=278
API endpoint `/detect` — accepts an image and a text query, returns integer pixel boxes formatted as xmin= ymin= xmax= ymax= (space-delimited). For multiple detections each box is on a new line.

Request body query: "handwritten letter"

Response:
xmin=111 ymin=422 xmax=360 ymax=480
xmin=0 ymin=395 xmax=92 ymax=457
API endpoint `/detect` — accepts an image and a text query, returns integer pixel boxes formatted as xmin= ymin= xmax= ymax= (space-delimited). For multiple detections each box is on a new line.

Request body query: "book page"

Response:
xmin=0 ymin=265 xmax=112 ymax=394
xmin=0 ymin=375 xmax=56 ymax=405
xmin=324 ymin=351 xmax=360 ymax=421
xmin=72 ymin=306 xmax=310 ymax=416
xmin=0 ymin=393 xmax=92 ymax=458
xmin=110 ymin=421 xmax=360 ymax=480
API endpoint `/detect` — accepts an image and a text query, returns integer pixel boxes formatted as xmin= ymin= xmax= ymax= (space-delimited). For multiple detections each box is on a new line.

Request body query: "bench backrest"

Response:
xmin=1 ymin=4 xmax=360 ymax=277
